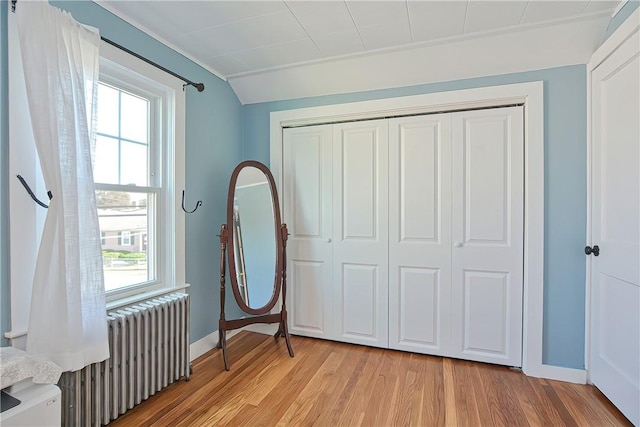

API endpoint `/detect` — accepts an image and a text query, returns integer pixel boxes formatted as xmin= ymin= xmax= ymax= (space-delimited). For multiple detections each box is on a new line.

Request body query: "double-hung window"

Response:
xmin=96 ymin=43 xmax=186 ymax=302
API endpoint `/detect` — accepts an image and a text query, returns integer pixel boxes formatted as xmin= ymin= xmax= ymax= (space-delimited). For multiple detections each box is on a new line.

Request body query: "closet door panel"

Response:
xmin=388 ymin=115 xmax=452 ymax=354
xmin=283 ymin=126 xmax=333 ymax=339
xmin=333 ymin=120 xmax=389 ymax=347
xmin=462 ymin=270 xmax=510 ymax=353
xmin=451 ymin=107 xmax=524 ymax=366
xmin=341 ymin=263 xmax=379 ymax=338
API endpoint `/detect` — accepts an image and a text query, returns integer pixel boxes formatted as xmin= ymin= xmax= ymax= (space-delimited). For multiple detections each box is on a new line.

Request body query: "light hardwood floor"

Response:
xmin=110 ymin=331 xmax=631 ymax=426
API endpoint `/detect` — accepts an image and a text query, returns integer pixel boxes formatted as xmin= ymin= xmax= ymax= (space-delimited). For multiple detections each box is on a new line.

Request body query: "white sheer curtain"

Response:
xmin=16 ymin=1 xmax=109 ymax=371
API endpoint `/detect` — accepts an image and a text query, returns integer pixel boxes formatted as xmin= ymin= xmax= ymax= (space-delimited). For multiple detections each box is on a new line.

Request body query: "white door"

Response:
xmin=283 ymin=125 xmax=333 ymax=339
xmin=388 ymin=114 xmax=453 ymax=355
xmin=450 ymin=107 xmax=524 ymax=367
xmin=332 ymin=120 xmax=389 ymax=348
xmin=590 ymin=31 xmax=639 ymax=426
xmin=283 ymin=110 xmax=524 ymax=363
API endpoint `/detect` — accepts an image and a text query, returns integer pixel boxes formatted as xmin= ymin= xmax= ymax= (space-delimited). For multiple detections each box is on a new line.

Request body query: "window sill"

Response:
xmin=4 ymin=285 xmax=190 ymax=341
xmin=106 ymin=283 xmax=190 ymax=311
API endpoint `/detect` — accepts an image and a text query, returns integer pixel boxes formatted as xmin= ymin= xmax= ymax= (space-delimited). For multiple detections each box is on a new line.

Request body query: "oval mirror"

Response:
xmin=227 ymin=161 xmax=282 ymax=314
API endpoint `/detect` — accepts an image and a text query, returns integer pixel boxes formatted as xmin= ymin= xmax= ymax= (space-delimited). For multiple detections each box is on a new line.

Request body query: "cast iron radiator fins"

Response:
xmin=57 ymin=293 xmax=190 ymax=426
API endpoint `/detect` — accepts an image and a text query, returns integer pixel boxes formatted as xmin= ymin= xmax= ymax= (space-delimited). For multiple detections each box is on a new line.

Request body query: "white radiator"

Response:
xmin=57 ymin=293 xmax=190 ymax=426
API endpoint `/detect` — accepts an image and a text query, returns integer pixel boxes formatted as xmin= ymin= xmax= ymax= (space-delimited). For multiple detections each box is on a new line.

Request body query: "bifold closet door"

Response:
xmin=388 ymin=114 xmax=453 ymax=355
xmin=332 ymin=120 xmax=389 ymax=348
xmin=283 ymin=125 xmax=333 ymax=340
xmin=283 ymin=108 xmax=524 ymax=367
xmin=450 ymin=106 xmax=524 ymax=367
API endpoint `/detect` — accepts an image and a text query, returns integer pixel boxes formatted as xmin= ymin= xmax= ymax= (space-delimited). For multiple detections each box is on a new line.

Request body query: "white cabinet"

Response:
xmin=284 ymin=106 xmax=524 ymax=366
xmin=1 ymin=381 xmax=61 ymax=427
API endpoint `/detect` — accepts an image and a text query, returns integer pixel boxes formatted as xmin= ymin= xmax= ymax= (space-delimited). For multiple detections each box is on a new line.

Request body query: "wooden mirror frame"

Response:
xmin=227 ymin=161 xmax=282 ymax=314
xmin=217 ymin=160 xmax=294 ymax=370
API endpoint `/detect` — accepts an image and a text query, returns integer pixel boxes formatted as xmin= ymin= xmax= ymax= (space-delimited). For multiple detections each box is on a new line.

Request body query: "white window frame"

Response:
xmin=99 ymin=41 xmax=186 ymax=305
xmin=119 ymin=231 xmax=132 ymax=247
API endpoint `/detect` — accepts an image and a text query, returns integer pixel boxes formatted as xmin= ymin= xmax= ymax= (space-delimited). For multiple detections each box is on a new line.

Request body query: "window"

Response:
xmin=96 ymin=42 xmax=185 ymax=300
xmin=95 ymin=79 xmax=154 ymax=292
xmin=119 ymin=231 xmax=132 ymax=247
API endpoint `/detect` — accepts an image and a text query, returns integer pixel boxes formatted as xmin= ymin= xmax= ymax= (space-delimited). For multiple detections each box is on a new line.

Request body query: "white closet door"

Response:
xmin=333 ymin=120 xmax=389 ymax=348
xmin=450 ymin=107 xmax=524 ymax=367
xmin=283 ymin=125 xmax=333 ymax=339
xmin=590 ymin=31 xmax=639 ymax=426
xmin=388 ymin=114 xmax=453 ymax=355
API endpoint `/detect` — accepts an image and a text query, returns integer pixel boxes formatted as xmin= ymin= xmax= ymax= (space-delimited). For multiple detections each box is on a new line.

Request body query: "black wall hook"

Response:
xmin=16 ymin=175 xmax=51 ymax=208
xmin=182 ymin=190 xmax=202 ymax=213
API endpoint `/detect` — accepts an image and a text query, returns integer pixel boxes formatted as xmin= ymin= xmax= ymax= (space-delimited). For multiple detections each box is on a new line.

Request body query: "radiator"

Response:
xmin=57 ymin=293 xmax=190 ymax=426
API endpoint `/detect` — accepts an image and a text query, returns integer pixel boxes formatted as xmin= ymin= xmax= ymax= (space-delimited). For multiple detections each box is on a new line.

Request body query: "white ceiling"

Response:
xmin=94 ymin=0 xmax=620 ymax=81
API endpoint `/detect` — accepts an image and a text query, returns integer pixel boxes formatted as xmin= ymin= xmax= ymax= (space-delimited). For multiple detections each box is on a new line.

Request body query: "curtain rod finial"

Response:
xmin=195 ymin=83 xmax=205 ymax=92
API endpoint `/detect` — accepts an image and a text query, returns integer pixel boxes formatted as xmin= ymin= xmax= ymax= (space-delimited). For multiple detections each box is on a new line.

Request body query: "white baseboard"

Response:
xmin=536 ymin=364 xmax=588 ymax=384
xmin=189 ymin=324 xmax=279 ymax=362
xmin=190 ymin=329 xmax=238 ymax=361
xmin=190 ymin=330 xmax=219 ymax=362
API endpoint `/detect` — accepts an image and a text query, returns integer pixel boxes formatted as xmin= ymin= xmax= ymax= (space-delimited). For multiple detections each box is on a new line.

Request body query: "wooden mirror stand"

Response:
xmin=216 ymin=161 xmax=294 ymax=370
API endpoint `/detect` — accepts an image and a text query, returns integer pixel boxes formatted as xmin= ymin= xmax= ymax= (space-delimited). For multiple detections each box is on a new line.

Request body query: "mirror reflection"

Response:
xmin=232 ymin=167 xmax=276 ymax=309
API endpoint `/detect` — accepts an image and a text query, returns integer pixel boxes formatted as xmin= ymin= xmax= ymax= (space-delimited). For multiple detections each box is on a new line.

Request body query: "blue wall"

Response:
xmin=243 ymin=65 xmax=588 ymax=369
xmin=0 ymin=1 xmax=245 ymax=346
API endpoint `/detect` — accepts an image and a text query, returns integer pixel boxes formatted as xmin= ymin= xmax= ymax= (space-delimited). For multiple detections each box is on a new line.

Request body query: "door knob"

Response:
xmin=454 ymin=242 xmax=463 ymax=248
xmin=585 ymin=245 xmax=600 ymax=256
xmin=326 ymin=237 xmax=332 ymax=243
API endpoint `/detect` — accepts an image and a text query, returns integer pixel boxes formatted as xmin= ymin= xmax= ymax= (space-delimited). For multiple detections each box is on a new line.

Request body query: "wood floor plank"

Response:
xmin=302 ymin=344 xmax=367 ymax=426
xmin=554 ymin=380 xmax=627 ymax=427
xmin=360 ymin=350 xmax=405 ymax=426
xmin=479 ymin=362 xmax=530 ymax=426
xmin=508 ymin=370 xmax=544 ymax=426
xmin=417 ymin=352 xmax=446 ymax=427
xmin=442 ymin=358 xmax=458 ymax=427
xmin=173 ymin=337 xmax=287 ymax=426
xmin=276 ymin=349 xmax=347 ymax=425
xmin=585 ymin=382 xmax=634 ymax=426
xmin=469 ymin=362 xmax=494 ymax=426
xmin=541 ymin=379 xmax=581 ymax=427
xmin=239 ymin=338 xmax=335 ymax=426
xmin=109 ymin=332 xmax=632 ymax=427
xmin=522 ymin=376 xmax=570 ymax=426
xmin=331 ymin=346 xmax=381 ymax=426
xmin=451 ymin=361 xmax=482 ymax=427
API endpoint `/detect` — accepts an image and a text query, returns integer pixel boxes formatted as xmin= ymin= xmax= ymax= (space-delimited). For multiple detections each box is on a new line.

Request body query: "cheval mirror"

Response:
xmin=217 ymin=160 xmax=294 ymax=370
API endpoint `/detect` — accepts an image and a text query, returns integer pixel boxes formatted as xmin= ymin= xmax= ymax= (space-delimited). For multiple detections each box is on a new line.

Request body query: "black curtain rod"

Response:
xmin=10 ymin=0 xmax=205 ymax=92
